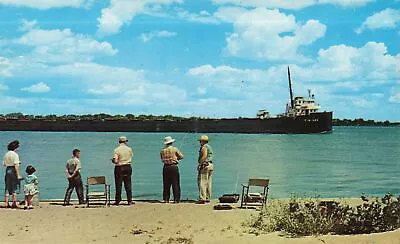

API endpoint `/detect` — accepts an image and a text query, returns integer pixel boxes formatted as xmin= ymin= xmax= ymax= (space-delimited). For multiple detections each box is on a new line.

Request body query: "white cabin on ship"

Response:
xmin=256 ymin=109 xmax=270 ymax=119
xmin=256 ymin=91 xmax=321 ymax=119
xmin=286 ymin=90 xmax=321 ymax=117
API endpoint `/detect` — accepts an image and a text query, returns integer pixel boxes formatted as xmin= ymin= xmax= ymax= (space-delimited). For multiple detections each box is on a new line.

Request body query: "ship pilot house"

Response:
xmin=285 ymin=66 xmax=321 ymax=118
xmin=289 ymin=90 xmax=320 ymax=116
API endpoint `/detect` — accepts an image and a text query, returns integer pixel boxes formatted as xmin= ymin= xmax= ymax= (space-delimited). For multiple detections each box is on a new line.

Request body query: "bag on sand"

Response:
xmin=218 ymin=194 xmax=240 ymax=203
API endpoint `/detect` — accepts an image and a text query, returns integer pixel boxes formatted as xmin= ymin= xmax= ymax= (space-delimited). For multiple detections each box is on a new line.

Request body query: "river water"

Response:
xmin=0 ymin=127 xmax=399 ymax=200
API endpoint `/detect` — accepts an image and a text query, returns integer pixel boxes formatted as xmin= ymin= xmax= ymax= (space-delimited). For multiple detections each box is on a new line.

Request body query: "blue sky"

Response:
xmin=0 ymin=0 xmax=399 ymax=121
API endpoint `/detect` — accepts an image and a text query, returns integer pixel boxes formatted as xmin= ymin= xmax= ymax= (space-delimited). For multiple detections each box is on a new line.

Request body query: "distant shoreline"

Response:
xmin=332 ymin=119 xmax=399 ymax=126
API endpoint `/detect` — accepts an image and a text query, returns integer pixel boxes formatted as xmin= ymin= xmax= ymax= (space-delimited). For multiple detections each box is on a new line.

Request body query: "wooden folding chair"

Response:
xmin=240 ymin=178 xmax=269 ymax=209
xmin=86 ymin=176 xmax=110 ymax=207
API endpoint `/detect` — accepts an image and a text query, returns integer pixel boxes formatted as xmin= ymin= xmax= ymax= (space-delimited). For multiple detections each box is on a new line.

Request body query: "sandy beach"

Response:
xmin=1 ymin=199 xmax=400 ymax=244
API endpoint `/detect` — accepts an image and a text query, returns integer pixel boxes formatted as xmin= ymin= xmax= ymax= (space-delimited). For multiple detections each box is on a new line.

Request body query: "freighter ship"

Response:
xmin=0 ymin=67 xmax=332 ymax=134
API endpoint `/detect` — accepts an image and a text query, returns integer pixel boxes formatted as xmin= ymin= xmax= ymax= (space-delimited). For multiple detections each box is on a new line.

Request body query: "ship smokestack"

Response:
xmin=288 ymin=66 xmax=294 ymax=109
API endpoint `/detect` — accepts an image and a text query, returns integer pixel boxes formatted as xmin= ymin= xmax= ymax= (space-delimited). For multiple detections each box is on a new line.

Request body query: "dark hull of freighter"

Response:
xmin=0 ymin=112 xmax=332 ymax=134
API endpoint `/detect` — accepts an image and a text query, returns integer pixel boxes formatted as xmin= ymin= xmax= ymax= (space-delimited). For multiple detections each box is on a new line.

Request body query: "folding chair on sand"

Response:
xmin=86 ymin=176 xmax=110 ymax=207
xmin=240 ymin=178 xmax=269 ymax=210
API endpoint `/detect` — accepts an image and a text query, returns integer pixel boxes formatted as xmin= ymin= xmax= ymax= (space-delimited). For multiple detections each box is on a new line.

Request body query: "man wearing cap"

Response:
xmin=197 ymin=135 xmax=214 ymax=203
xmin=112 ymin=136 xmax=134 ymax=205
xmin=160 ymin=136 xmax=184 ymax=203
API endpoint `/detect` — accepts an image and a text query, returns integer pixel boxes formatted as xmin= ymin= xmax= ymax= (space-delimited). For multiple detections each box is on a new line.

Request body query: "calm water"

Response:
xmin=0 ymin=127 xmax=399 ymax=200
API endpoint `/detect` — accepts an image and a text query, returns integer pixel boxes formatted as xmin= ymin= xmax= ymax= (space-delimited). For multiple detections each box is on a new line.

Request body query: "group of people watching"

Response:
xmin=3 ymin=140 xmax=38 ymax=209
xmin=2 ymin=134 xmax=214 ymax=208
xmin=160 ymin=135 xmax=214 ymax=204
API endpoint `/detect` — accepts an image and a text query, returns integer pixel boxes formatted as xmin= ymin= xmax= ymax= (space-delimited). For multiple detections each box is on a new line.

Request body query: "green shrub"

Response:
xmin=245 ymin=193 xmax=400 ymax=237
xmin=333 ymin=193 xmax=400 ymax=234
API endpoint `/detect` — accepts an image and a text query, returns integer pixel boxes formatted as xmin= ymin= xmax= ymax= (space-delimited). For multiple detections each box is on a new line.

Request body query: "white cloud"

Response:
xmin=200 ymin=10 xmax=211 ymax=16
xmin=97 ymin=0 xmax=182 ymax=36
xmin=1 ymin=49 xmax=189 ymax=108
xmin=0 ymin=83 xmax=8 ymax=91
xmin=15 ymin=25 xmax=117 ymax=63
xmin=212 ymin=0 xmax=375 ymax=9
xmin=19 ymin=19 xmax=38 ymax=32
xmin=21 ymin=82 xmax=50 ymax=93
xmin=176 ymin=9 xmax=221 ymax=24
xmin=217 ymin=7 xmax=326 ymax=62
xmin=0 ymin=57 xmax=13 ymax=77
xmin=292 ymin=42 xmax=400 ymax=83
xmin=0 ymin=58 xmax=194 ymax=113
xmin=187 ymin=64 xmax=284 ymax=94
xmin=389 ymin=87 xmax=400 ymax=103
xmin=212 ymin=0 xmax=317 ymax=9
xmin=188 ymin=64 xmax=289 ymax=102
xmin=50 ymin=62 xmax=188 ymax=106
xmin=188 ymin=41 xmax=400 ymax=115
xmin=389 ymin=92 xmax=400 ymax=103
xmin=356 ymin=8 xmax=400 ymax=34
xmin=0 ymin=96 xmax=30 ymax=112
xmin=196 ymin=87 xmax=207 ymax=95
xmin=139 ymin=30 xmax=177 ymax=43
xmin=188 ymin=64 xmax=244 ymax=77
xmin=0 ymin=0 xmax=90 ymax=9
xmin=51 ymin=62 xmax=146 ymax=87
xmin=318 ymin=0 xmax=375 ymax=7
xmin=351 ymin=97 xmax=374 ymax=108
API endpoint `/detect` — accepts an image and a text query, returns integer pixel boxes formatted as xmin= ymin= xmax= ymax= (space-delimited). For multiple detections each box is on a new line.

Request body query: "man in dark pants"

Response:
xmin=63 ymin=149 xmax=84 ymax=205
xmin=160 ymin=136 xmax=184 ymax=203
xmin=112 ymin=136 xmax=133 ymax=205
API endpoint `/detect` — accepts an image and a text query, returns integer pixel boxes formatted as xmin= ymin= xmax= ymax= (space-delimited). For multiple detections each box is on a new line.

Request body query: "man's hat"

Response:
xmin=164 ymin=136 xmax=176 ymax=145
xmin=119 ymin=136 xmax=128 ymax=143
xmin=198 ymin=135 xmax=209 ymax=142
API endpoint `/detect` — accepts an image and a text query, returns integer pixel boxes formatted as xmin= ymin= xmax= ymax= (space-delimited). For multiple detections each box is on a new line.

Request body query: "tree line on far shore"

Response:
xmin=0 ymin=112 xmax=194 ymax=121
xmin=332 ymin=118 xmax=398 ymax=126
xmin=0 ymin=113 xmax=398 ymax=126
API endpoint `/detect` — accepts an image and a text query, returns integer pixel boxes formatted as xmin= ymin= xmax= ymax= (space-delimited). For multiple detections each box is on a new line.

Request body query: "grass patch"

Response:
xmin=245 ymin=193 xmax=400 ymax=237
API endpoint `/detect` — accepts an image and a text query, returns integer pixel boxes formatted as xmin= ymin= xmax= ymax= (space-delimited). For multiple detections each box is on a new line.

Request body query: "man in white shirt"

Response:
xmin=112 ymin=136 xmax=133 ymax=205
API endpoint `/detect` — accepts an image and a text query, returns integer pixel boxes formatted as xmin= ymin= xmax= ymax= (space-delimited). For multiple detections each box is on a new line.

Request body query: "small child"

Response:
xmin=23 ymin=165 xmax=39 ymax=210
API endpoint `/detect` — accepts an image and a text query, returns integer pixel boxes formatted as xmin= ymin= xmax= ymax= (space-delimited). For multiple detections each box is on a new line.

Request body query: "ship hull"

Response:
xmin=0 ymin=112 xmax=332 ymax=134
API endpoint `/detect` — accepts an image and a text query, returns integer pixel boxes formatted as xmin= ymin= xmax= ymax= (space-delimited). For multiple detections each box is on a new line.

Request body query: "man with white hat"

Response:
xmin=197 ymin=135 xmax=214 ymax=203
xmin=160 ymin=136 xmax=184 ymax=203
xmin=112 ymin=136 xmax=134 ymax=205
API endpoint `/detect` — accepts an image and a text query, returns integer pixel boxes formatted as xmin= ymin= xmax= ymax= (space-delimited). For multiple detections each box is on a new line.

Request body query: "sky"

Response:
xmin=0 ymin=0 xmax=399 ymax=121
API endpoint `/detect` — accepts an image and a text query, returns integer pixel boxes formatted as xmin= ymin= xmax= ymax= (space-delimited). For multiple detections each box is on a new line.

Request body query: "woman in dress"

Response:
xmin=3 ymin=140 xmax=23 ymax=208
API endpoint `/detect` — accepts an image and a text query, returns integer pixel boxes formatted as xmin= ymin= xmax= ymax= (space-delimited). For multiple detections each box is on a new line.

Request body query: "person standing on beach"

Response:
xmin=197 ymin=135 xmax=214 ymax=203
xmin=23 ymin=165 xmax=39 ymax=210
xmin=160 ymin=136 xmax=184 ymax=203
xmin=112 ymin=136 xmax=133 ymax=205
xmin=63 ymin=149 xmax=85 ymax=205
xmin=3 ymin=140 xmax=23 ymax=208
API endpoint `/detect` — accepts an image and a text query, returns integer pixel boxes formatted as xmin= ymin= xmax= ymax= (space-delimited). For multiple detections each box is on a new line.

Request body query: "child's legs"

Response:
xmin=27 ymin=195 xmax=33 ymax=206
xmin=25 ymin=195 xmax=28 ymax=206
